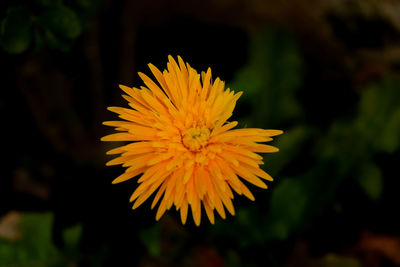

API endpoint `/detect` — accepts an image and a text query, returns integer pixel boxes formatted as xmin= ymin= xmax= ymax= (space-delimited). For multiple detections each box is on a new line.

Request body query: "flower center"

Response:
xmin=182 ymin=126 xmax=210 ymax=152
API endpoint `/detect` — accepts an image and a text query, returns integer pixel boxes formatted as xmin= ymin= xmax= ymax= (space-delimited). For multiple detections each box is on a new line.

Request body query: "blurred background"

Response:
xmin=1 ymin=0 xmax=400 ymax=266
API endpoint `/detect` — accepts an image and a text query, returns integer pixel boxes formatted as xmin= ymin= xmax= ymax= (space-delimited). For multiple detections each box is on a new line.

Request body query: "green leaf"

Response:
xmin=356 ymin=163 xmax=383 ymax=201
xmin=0 ymin=212 xmax=61 ymax=266
xmin=379 ymin=107 xmax=400 ymax=153
xmin=40 ymin=5 xmax=82 ymax=40
xmin=212 ymin=206 xmax=266 ymax=248
xmin=0 ymin=7 xmax=32 ymax=54
xmin=266 ymin=126 xmax=312 ymax=176
xmin=43 ymin=28 xmax=74 ymax=52
xmin=265 ymin=178 xmax=308 ymax=241
xmin=356 ymin=76 xmax=400 ymax=153
xmin=63 ymin=223 xmax=82 ymax=250
xmin=229 ymin=28 xmax=303 ymax=127
xmin=139 ymin=224 xmax=160 ymax=257
xmin=0 ymin=212 xmax=82 ymax=266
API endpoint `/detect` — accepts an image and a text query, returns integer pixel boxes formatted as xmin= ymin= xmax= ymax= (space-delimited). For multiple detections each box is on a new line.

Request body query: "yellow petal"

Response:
xmin=230 ymin=164 xmax=268 ymax=189
xmin=112 ymin=167 xmax=146 ymax=184
xmin=191 ymin=193 xmax=201 ymax=226
xmin=151 ymin=178 xmax=169 ymax=209
xmin=180 ymin=197 xmax=188 ymax=224
xmin=101 ymin=133 xmax=137 ymax=142
xmin=203 ymin=196 xmax=215 ymax=224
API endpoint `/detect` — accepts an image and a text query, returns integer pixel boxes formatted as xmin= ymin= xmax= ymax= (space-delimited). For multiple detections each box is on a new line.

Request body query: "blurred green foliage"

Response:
xmin=0 ymin=212 xmax=82 ymax=266
xmin=0 ymin=7 xmax=33 ymax=54
xmin=139 ymin=224 xmax=161 ymax=257
xmin=215 ymin=28 xmax=400 ymax=245
xmin=313 ymin=254 xmax=362 ymax=267
xmin=2 ymin=18 xmax=400 ymax=264
xmin=230 ymin=28 xmax=303 ymax=128
xmin=0 ymin=0 xmax=99 ymax=53
xmin=355 ymin=77 xmax=400 ymax=154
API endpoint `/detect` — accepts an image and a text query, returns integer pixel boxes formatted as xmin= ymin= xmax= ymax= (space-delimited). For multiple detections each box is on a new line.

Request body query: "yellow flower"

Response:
xmin=102 ymin=56 xmax=282 ymax=226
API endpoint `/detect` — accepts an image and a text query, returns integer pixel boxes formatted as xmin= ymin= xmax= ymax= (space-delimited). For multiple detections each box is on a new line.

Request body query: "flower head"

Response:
xmin=102 ymin=56 xmax=282 ymax=226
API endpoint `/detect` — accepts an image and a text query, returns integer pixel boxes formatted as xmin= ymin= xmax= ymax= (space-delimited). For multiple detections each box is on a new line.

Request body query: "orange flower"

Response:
xmin=102 ymin=56 xmax=282 ymax=226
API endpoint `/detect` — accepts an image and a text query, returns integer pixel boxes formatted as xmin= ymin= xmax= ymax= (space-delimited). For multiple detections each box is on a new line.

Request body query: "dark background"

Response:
xmin=1 ymin=0 xmax=400 ymax=266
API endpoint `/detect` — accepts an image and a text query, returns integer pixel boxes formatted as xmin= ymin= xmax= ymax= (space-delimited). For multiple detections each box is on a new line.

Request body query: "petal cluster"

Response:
xmin=102 ymin=56 xmax=282 ymax=225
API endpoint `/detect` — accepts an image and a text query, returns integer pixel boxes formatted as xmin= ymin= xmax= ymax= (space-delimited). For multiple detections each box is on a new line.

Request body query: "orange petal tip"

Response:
xmin=266 ymin=130 xmax=284 ymax=136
